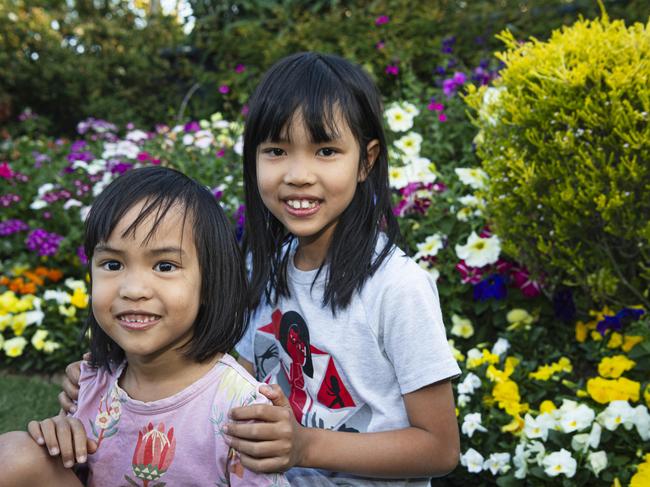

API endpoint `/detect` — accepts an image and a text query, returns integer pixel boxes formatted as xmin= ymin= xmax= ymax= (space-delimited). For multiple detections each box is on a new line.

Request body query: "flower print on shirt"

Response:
xmin=88 ymin=383 xmax=124 ymax=448
xmin=126 ymin=422 xmax=176 ymax=487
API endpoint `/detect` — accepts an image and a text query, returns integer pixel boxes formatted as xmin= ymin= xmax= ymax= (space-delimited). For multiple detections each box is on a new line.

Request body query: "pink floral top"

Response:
xmin=73 ymin=354 xmax=289 ymax=487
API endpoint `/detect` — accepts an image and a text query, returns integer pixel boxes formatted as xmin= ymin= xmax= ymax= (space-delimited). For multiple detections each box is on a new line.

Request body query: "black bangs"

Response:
xmin=243 ymin=52 xmax=402 ymax=314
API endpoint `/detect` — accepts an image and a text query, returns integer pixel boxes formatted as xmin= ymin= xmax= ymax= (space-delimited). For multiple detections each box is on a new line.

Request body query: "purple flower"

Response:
xmin=597 ymin=307 xmax=645 ymax=335
xmin=70 ymin=140 xmax=87 ymax=152
xmin=0 ymin=193 xmax=21 ymax=207
xmin=473 ymin=274 xmax=507 ymax=301
xmin=375 ymin=15 xmax=390 ymax=25
xmin=111 ymin=162 xmax=133 ymax=174
xmin=25 ymin=229 xmax=64 ymax=256
xmin=452 ymin=71 xmax=467 ymax=85
xmin=375 ymin=40 xmax=385 ymax=50
xmin=184 ymin=121 xmax=201 ymax=133
xmin=32 ymin=151 xmax=51 ymax=168
xmin=552 ymin=288 xmax=576 ymax=323
xmin=219 ymin=84 xmax=230 ymax=94
xmin=442 ymin=78 xmax=456 ymax=96
xmin=67 ymin=151 xmax=94 ymax=163
xmin=216 ymin=148 xmax=226 ymax=158
xmin=0 ymin=219 xmax=29 ymax=236
xmin=234 ymin=204 xmax=246 ymax=241
xmin=385 ymin=64 xmax=399 ymax=76
xmin=77 ymin=246 xmax=88 ymax=265
xmin=441 ymin=36 xmax=455 ymax=54
xmin=234 ymin=64 xmax=246 ymax=73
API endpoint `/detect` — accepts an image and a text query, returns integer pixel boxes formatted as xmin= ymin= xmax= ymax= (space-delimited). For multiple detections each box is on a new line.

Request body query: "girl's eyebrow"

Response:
xmin=94 ymin=244 xmax=187 ymax=257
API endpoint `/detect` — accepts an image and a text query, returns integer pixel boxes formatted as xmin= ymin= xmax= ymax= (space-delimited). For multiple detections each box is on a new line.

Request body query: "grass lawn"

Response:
xmin=0 ymin=373 xmax=61 ymax=434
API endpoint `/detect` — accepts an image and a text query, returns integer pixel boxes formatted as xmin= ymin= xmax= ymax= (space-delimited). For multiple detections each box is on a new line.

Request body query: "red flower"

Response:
xmin=132 ymin=422 xmax=176 ymax=484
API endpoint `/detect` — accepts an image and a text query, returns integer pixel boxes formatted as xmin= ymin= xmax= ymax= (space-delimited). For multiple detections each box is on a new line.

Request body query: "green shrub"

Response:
xmin=464 ymin=8 xmax=650 ymax=308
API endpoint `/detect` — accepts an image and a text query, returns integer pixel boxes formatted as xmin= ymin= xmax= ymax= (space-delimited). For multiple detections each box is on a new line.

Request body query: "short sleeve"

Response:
xmin=378 ymin=259 xmax=461 ymax=394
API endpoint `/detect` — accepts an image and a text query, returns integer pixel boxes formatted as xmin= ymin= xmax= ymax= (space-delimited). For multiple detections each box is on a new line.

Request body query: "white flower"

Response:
xmin=632 ymin=405 xmax=650 ymax=440
xmin=542 ymin=449 xmax=577 ymax=478
xmin=458 ymin=373 xmax=482 ymax=395
xmin=480 ymin=86 xmax=506 ymax=126
xmin=587 ymin=451 xmax=608 ymax=477
xmin=456 ymin=207 xmax=472 ymax=222
xmin=43 ymin=340 xmax=61 ymax=353
xmin=559 ymin=404 xmax=595 ymax=433
xmin=125 ymin=129 xmax=148 ymax=142
xmin=597 ymin=400 xmax=636 ymax=431
xmin=460 ymin=448 xmax=485 ymax=473
xmin=527 ymin=441 xmax=546 ymax=466
xmin=414 ymin=233 xmax=444 ymax=260
xmin=466 ymin=347 xmax=482 ymax=362
xmin=80 ymin=205 xmax=92 ymax=221
xmin=182 ymin=133 xmax=194 ymax=145
xmin=402 ymin=101 xmax=420 ymax=117
xmin=388 ymin=165 xmax=409 ymax=189
xmin=63 ymin=199 xmax=83 ymax=210
xmin=570 ymin=433 xmax=590 ymax=453
xmin=491 ymin=338 xmax=510 ymax=356
xmin=37 ymin=183 xmax=55 ymax=196
xmin=65 ymin=278 xmax=86 ymax=291
xmin=233 ymin=136 xmax=243 ymax=155
xmin=458 ymin=194 xmax=480 ymax=207
xmin=43 ymin=290 xmax=71 ymax=305
xmin=461 ymin=412 xmax=487 ymax=438
xmin=25 ymin=310 xmax=44 ymax=326
xmin=455 ymin=231 xmax=501 ymax=267
xmin=457 ymin=394 xmax=471 ymax=407
xmin=194 ymin=129 xmax=214 ymax=150
xmin=524 ymin=413 xmax=551 ymax=441
xmin=102 ymin=140 xmax=139 ymax=159
xmin=513 ymin=443 xmax=529 ymax=479
xmin=483 ymin=452 xmax=511 ymax=475
xmin=385 ymin=104 xmax=415 ymax=132
xmin=407 ymin=157 xmax=437 ymax=184
xmin=588 ymin=422 xmax=602 ymax=449
xmin=30 ymin=199 xmax=48 ymax=210
xmin=455 ymin=167 xmax=488 ymax=189
xmin=394 ymin=132 xmax=422 ymax=158
xmin=451 ymin=314 xmax=474 ymax=339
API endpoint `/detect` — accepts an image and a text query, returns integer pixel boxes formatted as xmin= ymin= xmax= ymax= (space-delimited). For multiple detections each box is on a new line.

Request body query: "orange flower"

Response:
xmin=0 ymin=276 xmax=9 ymax=286
xmin=47 ymin=269 xmax=63 ymax=282
xmin=23 ymin=271 xmax=44 ymax=286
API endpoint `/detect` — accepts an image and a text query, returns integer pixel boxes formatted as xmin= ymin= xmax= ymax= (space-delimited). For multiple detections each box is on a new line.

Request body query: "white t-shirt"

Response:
xmin=236 ymin=243 xmax=461 ymax=486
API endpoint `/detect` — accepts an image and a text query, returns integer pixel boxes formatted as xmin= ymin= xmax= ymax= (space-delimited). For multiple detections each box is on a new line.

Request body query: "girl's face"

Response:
xmin=256 ymin=111 xmax=378 ymax=260
xmin=90 ymin=201 xmax=202 ymax=363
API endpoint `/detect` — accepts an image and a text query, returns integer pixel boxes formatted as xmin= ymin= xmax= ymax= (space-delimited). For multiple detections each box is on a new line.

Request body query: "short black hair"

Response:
xmin=243 ymin=52 xmax=401 ymax=313
xmin=83 ymin=166 xmax=247 ymax=370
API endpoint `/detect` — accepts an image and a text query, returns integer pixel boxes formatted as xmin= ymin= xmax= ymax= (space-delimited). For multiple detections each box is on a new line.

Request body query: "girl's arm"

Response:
xmin=226 ymin=379 xmax=459 ymax=478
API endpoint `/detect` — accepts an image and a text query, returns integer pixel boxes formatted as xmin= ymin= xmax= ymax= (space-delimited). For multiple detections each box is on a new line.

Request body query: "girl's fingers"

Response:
xmin=226 ymin=420 xmax=291 ymax=442
xmin=229 ymin=403 xmax=293 ymax=423
xmin=57 ymin=390 xmax=77 ymax=414
xmin=227 ymin=437 xmax=291 ymax=460
xmin=237 ymin=451 xmax=290 ymax=473
xmin=69 ymin=419 xmax=89 ymax=464
xmin=38 ymin=418 xmax=60 ymax=456
xmin=52 ymin=416 xmax=76 ymax=468
xmin=27 ymin=420 xmax=45 ymax=445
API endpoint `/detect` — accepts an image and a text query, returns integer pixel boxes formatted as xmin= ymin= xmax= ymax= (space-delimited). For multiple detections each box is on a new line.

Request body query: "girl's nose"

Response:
xmin=118 ymin=274 xmax=153 ymax=301
xmin=283 ymin=158 xmax=316 ymax=186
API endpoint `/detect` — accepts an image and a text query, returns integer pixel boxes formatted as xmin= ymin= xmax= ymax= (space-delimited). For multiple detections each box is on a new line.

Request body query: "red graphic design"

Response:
xmin=317 ymin=357 xmax=356 ymax=409
xmin=128 ymin=422 xmax=176 ymax=487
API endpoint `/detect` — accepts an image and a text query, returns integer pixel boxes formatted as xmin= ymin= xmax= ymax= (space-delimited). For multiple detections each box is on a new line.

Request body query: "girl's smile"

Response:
xmin=115 ymin=311 xmax=162 ymax=331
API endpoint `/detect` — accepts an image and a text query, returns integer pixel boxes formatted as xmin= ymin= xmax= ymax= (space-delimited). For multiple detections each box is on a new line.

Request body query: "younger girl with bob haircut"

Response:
xmin=226 ymin=52 xmax=462 ymax=485
xmin=0 ymin=166 xmax=288 ymax=487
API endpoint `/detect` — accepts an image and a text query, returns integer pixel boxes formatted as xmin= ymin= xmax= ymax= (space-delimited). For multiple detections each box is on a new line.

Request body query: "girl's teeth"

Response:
xmin=122 ymin=315 xmax=158 ymax=323
xmin=287 ymin=200 xmax=316 ymax=209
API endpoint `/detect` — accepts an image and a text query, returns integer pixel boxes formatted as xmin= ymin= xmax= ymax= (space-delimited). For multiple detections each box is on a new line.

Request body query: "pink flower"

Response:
xmin=375 ymin=40 xmax=385 ymax=50
xmin=219 ymin=84 xmax=230 ymax=94
xmin=428 ymin=102 xmax=445 ymax=111
xmin=132 ymin=422 xmax=176 ymax=482
xmin=511 ymin=266 xmax=542 ymax=298
xmin=0 ymin=162 xmax=13 ymax=179
xmin=375 ymin=15 xmax=390 ymax=25
xmin=456 ymin=260 xmax=485 ymax=285
xmin=385 ymin=64 xmax=399 ymax=76
xmin=137 ymin=152 xmax=151 ymax=162
xmin=438 ymin=113 xmax=447 ymax=122
xmin=216 ymin=148 xmax=226 ymax=158
xmin=234 ymin=63 xmax=246 ymax=73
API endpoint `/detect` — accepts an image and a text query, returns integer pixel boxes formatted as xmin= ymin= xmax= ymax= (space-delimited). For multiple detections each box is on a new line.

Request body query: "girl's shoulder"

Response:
xmin=371 ymin=242 xmax=431 ymax=285
xmin=214 ymin=354 xmax=273 ymax=407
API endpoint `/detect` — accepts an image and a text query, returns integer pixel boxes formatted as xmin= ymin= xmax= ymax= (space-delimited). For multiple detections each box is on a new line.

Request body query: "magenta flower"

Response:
xmin=234 ymin=64 xmax=246 ymax=73
xmin=0 ymin=219 xmax=29 ymax=236
xmin=216 ymin=148 xmax=226 ymax=158
xmin=385 ymin=64 xmax=399 ymax=76
xmin=455 ymin=260 xmax=485 ymax=285
xmin=184 ymin=121 xmax=200 ymax=133
xmin=452 ymin=71 xmax=467 ymax=84
xmin=428 ymin=101 xmax=445 ymax=111
xmin=438 ymin=113 xmax=447 ymax=122
xmin=219 ymin=84 xmax=230 ymax=94
xmin=137 ymin=152 xmax=151 ymax=162
xmin=0 ymin=162 xmax=13 ymax=179
xmin=511 ymin=266 xmax=542 ymax=298
xmin=375 ymin=15 xmax=390 ymax=25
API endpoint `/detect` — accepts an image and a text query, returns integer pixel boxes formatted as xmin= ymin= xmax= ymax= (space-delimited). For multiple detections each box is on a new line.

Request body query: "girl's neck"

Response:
xmin=294 ymin=223 xmax=336 ymax=271
xmin=119 ymin=351 xmax=222 ymax=402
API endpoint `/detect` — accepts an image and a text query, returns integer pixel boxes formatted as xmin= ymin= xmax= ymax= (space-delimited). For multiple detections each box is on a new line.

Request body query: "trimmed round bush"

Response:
xmin=465 ymin=10 xmax=650 ymax=308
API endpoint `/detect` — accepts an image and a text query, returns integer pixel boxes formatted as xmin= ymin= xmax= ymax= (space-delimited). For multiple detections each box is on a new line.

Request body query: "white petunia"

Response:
xmin=414 ymin=233 xmax=445 ymax=260
xmin=461 ymin=412 xmax=487 ymax=438
xmin=455 ymin=167 xmax=489 ymax=189
xmin=385 ymin=104 xmax=415 ymax=132
xmin=394 ymin=132 xmax=422 ymax=159
xmin=597 ymin=400 xmax=636 ymax=431
xmin=455 ymin=231 xmax=501 ymax=268
xmin=451 ymin=314 xmax=474 ymax=339
xmin=458 ymin=373 xmax=482 ymax=395
xmin=458 ymin=194 xmax=480 ymax=207
xmin=587 ymin=451 xmax=608 ymax=477
xmin=460 ymin=448 xmax=485 ymax=473
xmin=182 ymin=133 xmax=194 ymax=146
xmin=233 ymin=136 xmax=243 ymax=155
xmin=102 ymin=140 xmax=139 ymax=159
xmin=407 ymin=157 xmax=437 ymax=184
xmin=193 ymin=129 xmax=214 ymax=150
xmin=491 ymin=337 xmax=510 ymax=356
xmin=483 ymin=452 xmax=511 ymax=475
xmin=125 ymin=129 xmax=148 ymax=142
xmin=388 ymin=165 xmax=409 ymax=189
xmin=542 ymin=449 xmax=577 ymax=478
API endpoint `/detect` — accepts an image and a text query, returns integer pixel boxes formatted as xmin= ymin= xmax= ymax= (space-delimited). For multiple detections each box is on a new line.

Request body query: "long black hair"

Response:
xmin=83 ymin=166 xmax=247 ymax=370
xmin=243 ymin=52 xmax=401 ymax=313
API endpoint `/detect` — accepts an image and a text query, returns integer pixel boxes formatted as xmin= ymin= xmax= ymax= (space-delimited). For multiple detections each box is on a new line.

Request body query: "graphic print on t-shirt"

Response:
xmin=254 ymin=308 xmax=371 ymax=432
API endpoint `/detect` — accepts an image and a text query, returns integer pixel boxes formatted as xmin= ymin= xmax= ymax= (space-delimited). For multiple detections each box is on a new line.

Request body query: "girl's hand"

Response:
xmin=58 ymin=354 xmax=89 ymax=413
xmin=27 ymin=413 xmax=97 ymax=468
xmin=226 ymin=385 xmax=305 ymax=473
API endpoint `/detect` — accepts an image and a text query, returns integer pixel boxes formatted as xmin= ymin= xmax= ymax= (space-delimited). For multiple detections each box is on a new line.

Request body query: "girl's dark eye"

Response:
xmin=317 ymin=148 xmax=337 ymax=157
xmin=102 ymin=260 xmax=122 ymax=271
xmin=155 ymin=262 xmax=177 ymax=272
xmin=263 ymin=148 xmax=285 ymax=157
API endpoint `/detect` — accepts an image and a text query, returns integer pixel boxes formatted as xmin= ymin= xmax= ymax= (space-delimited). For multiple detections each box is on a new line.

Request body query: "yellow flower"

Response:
xmin=3 ymin=336 xmax=28 ymax=357
xmin=447 ymin=339 xmax=465 ymax=362
xmin=622 ymin=335 xmax=643 ymax=352
xmin=450 ymin=315 xmax=474 ymax=339
xmin=587 ymin=376 xmax=640 ymax=404
xmin=501 ymin=414 xmax=524 ymax=434
xmin=506 ymin=308 xmax=534 ymax=331
xmin=43 ymin=341 xmax=61 ymax=354
xmin=31 ymin=329 xmax=48 ymax=351
xmin=598 ymin=355 xmax=636 ymax=379
xmin=575 ymin=321 xmax=588 ymax=343
xmin=591 ymin=330 xmax=603 ymax=341
xmin=70 ymin=287 xmax=88 ymax=309
xmin=529 ymin=357 xmax=572 ymax=381
xmin=0 ymin=290 xmax=19 ymax=313
xmin=493 ymin=379 xmax=521 ymax=409
xmin=11 ymin=313 xmax=28 ymax=336
xmin=0 ymin=314 xmax=11 ymax=332
xmin=607 ymin=332 xmax=623 ymax=349
xmin=15 ymin=295 xmax=35 ymax=312
xmin=645 ymin=384 xmax=650 ymax=408
xmin=539 ymin=400 xmax=556 ymax=414
xmin=630 ymin=456 xmax=650 ymax=487
xmin=59 ymin=305 xmax=76 ymax=318
xmin=467 ymin=349 xmax=500 ymax=369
